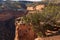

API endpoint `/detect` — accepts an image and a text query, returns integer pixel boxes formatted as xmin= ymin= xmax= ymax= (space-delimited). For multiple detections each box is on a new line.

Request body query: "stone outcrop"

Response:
xmin=14 ymin=17 xmax=37 ymax=40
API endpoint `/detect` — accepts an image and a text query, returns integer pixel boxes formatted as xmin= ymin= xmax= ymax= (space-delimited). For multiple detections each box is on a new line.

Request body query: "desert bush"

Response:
xmin=23 ymin=3 xmax=60 ymax=37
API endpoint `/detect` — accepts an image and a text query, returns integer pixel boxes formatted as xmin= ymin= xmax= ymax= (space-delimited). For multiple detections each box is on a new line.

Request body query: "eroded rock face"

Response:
xmin=15 ymin=17 xmax=37 ymax=40
xmin=0 ymin=18 xmax=15 ymax=40
xmin=18 ymin=24 xmax=36 ymax=40
xmin=0 ymin=10 xmax=28 ymax=21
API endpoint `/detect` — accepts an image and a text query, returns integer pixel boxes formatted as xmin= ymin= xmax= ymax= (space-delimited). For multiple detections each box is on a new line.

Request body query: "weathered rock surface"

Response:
xmin=0 ymin=18 xmax=15 ymax=40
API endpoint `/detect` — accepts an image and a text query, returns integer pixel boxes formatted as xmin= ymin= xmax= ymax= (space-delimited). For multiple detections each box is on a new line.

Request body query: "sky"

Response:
xmin=12 ymin=0 xmax=42 ymax=1
xmin=3 ymin=0 xmax=42 ymax=1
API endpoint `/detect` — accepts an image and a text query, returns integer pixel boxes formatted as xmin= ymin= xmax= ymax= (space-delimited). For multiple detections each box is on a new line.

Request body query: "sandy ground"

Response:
xmin=43 ymin=35 xmax=60 ymax=40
